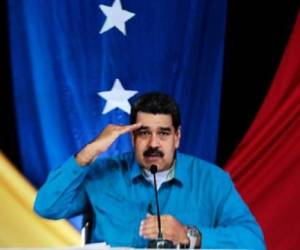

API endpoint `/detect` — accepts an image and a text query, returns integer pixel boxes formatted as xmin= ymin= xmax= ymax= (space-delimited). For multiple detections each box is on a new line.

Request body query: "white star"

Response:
xmin=98 ymin=79 xmax=138 ymax=114
xmin=99 ymin=0 xmax=135 ymax=35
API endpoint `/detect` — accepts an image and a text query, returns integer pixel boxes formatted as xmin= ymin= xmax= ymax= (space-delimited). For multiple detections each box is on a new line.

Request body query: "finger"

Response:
xmin=140 ymin=217 xmax=158 ymax=231
xmin=160 ymin=216 xmax=177 ymax=239
xmin=141 ymin=215 xmax=179 ymax=241
xmin=161 ymin=228 xmax=173 ymax=241
xmin=141 ymin=231 xmax=158 ymax=240
xmin=120 ymin=123 xmax=142 ymax=134
xmin=140 ymin=224 xmax=158 ymax=235
xmin=146 ymin=213 xmax=156 ymax=219
xmin=142 ymin=216 xmax=169 ymax=235
xmin=140 ymin=221 xmax=158 ymax=239
xmin=142 ymin=214 xmax=157 ymax=223
xmin=142 ymin=226 xmax=173 ymax=242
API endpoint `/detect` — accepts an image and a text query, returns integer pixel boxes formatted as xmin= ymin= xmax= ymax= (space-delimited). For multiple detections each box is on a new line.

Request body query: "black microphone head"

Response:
xmin=150 ymin=164 xmax=158 ymax=174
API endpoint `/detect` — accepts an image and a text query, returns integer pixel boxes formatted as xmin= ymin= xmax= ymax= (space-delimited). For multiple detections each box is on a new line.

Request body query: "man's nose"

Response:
xmin=149 ymin=133 xmax=160 ymax=148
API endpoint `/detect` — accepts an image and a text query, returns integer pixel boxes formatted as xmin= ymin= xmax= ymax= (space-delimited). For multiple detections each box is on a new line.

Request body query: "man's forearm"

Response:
xmin=75 ymin=141 xmax=103 ymax=166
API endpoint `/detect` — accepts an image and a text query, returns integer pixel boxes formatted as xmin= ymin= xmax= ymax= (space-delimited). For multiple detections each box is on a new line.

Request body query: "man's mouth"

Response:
xmin=145 ymin=155 xmax=161 ymax=160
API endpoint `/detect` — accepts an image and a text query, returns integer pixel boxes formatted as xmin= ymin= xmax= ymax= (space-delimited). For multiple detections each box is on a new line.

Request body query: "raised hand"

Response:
xmin=76 ymin=123 xmax=141 ymax=166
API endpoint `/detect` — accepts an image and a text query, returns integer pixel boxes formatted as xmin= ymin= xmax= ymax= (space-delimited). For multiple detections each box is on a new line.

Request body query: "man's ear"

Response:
xmin=175 ymin=126 xmax=181 ymax=149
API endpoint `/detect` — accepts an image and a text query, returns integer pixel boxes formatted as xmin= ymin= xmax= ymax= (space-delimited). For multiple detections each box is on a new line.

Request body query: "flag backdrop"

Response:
xmin=8 ymin=0 xmax=226 ymax=230
xmin=225 ymin=9 xmax=300 ymax=250
xmin=5 ymin=0 xmax=300 ymax=248
xmin=8 ymin=1 xmax=226 ymax=187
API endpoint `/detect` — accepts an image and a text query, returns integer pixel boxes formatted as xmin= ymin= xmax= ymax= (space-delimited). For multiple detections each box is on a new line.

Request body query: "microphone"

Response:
xmin=147 ymin=165 xmax=175 ymax=249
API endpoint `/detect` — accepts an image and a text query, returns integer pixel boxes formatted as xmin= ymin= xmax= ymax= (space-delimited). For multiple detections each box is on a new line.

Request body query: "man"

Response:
xmin=34 ymin=92 xmax=265 ymax=249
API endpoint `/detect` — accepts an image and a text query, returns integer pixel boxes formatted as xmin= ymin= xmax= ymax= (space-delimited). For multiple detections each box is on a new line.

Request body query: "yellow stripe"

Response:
xmin=0 ymin=152 xmax=80 ymax=247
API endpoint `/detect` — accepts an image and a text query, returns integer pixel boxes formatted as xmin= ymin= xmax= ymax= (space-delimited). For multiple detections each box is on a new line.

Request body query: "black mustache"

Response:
xmin=143 ymin=147 xmax=164 ymax=157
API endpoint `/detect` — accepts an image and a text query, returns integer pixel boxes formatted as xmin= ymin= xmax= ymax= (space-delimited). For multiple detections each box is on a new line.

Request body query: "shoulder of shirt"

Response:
xmin=176 ymin=151 xmax=230 ymax=179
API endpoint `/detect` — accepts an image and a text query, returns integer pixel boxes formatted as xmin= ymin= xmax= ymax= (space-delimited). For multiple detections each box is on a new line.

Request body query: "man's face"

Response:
xmin=133 ymin=112 xmax=181 ymax=172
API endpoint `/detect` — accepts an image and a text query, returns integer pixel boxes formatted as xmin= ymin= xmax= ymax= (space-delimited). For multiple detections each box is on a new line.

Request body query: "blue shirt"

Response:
xmin=34 ymin=152 xmax=265 ymax=249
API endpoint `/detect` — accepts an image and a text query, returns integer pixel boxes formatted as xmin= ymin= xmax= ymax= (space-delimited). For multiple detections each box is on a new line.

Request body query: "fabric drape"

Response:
xmin=225 ymin=9 xmax=300 ymax=250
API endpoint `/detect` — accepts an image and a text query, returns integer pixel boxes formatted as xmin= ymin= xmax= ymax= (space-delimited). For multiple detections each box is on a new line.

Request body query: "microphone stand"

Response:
xmin=148 ymin=165 xmax=175 ymax=249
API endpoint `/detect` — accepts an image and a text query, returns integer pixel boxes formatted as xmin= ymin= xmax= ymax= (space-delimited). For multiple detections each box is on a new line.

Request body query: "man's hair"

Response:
xmin=130 ymin=92 xmax=181 ymax=130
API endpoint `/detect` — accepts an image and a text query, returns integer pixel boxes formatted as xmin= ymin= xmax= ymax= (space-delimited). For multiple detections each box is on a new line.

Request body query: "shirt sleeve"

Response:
xmin=200 ymin=173 xmax=266 ymax=250
xmin=33 ymin=155 xmax=91 ymax=219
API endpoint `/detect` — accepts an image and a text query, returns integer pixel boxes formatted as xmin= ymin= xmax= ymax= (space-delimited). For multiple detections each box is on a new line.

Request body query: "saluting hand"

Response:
xmin=76 ymin=123 xmax=141 ymax=166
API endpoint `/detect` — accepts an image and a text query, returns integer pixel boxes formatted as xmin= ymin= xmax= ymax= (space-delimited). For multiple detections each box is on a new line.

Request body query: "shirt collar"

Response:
xmin=173 ymin=152 xmax=188 ymax=184
xmin=130 ymin=151 xmax=186 ymax=185
xmin=130 ymin=159 xmax=142 ymax=181
xmin=143 ymin=161 xmax=175 ymax=182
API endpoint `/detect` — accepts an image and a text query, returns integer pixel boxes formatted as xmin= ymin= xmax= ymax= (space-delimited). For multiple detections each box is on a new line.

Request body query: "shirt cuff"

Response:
xmin=63 ymin=155 xmax=91 ymax=175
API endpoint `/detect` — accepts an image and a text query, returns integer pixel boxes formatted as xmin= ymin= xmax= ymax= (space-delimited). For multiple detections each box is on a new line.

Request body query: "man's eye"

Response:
xmin=137 ymin=131 xmax=150 ymax=136
xmin=158 ymin=131 xmax=170 ymax=137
